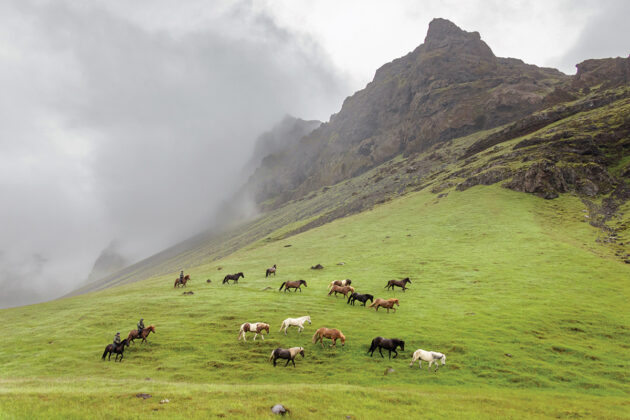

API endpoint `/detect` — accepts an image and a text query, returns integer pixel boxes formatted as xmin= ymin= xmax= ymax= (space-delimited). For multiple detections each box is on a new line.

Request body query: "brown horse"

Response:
xmin=223 ymin=272 xmax=244 ymax=284
xmin=327 ymin=279 xmax=352 ymax=290
xmin=369 ymin=298 xmax=400 ymax=313
xmin=238 ymin=322 xmax=270 ymax=341
xmin=312 ymin=327 xmax=346 ymax=348
xmin=327 ymin=285 xmax=355 ymax=298
xmin=385 ymin=277 xmax=411 ymax=292
xmin=174 ymin=274 xmax=190 ymax=288
xmin=266 ymin=264 xmax=277 ymax=277
xmin=127 ymin=325 xmax=156 ymax=344
xmin=279 ymin=280 xmax=307 ymax=292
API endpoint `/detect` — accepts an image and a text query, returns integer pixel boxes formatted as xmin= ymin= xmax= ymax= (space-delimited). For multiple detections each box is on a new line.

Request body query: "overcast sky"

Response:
xmin=1 ymin=0 xmax=628 ymax=308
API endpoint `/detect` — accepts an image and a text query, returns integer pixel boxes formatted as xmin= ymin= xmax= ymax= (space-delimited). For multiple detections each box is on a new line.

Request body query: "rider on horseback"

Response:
xmin=137 ymin=318 xmax=144 ymax=338
xmin=180 ymin=270 xmax=184 ymax=283
xmin=113 ymin=332 xmax=121 ymax=348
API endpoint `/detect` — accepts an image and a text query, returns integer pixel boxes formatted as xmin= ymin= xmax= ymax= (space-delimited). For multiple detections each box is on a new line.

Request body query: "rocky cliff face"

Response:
xmin=246 ymin=18 xmax=568 ymax=207
xmin=86 ymin=241 xmax=129 ymax=283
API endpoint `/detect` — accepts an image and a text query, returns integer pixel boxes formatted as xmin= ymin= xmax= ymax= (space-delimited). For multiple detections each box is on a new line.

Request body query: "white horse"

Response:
xmin=279 ymin=316 xmax=311 ymax=335
xmin=237 ymin=322 xmax=270 ymax=341
xmin=409 ymin=349 xmax=446 ymax=371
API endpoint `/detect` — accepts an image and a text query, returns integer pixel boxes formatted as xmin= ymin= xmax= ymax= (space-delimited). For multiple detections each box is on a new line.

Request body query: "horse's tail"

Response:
xmin=367 ymin=339 xmax=377 ymax=354
xmin=265 ymin=270 xmax=269 ymax=278
xmin=312 ymin=330 xmax=320 ymax=343
xmin=102 ymin=346 xmax=109 ymax=359
xmin=278 ymin=321 xmax=286 ymax=332
xmin=327 ymin=281 xmax=334 ymax=290
xmin=369 ymin=301 xmax=377 ymax=308
xmin=269 ymin=349 xmax=276 ymax=361
xmin=279 ymin=282 xmax=286 ymax=291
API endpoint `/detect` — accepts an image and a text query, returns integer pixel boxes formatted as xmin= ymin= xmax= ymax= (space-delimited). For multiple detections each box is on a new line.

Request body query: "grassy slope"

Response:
xmin=1 ymin=186 xmax=629 ymax=419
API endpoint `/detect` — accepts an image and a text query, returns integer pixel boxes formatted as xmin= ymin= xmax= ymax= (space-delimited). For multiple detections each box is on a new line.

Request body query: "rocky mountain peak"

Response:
xmin=423 ymin=18 xmax=493 ymax=58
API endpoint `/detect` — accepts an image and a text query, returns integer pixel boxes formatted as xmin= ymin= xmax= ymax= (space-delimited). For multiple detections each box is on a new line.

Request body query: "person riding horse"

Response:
xmin=137 ymin=319 xmax=145 ymax=338
xmin=113 ymin=332 xmax=121 ymax=349
xmin=180 ymin=271 xmax=184 ymax=283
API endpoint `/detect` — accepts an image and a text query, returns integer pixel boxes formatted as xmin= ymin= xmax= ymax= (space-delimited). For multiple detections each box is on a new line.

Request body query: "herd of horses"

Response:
xmin=105 ymin=263 xmax=446 ymax=372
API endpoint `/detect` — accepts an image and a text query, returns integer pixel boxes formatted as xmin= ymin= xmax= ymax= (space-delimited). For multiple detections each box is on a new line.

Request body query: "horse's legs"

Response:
xmin=292 ymin=358 xmax=296 ymax=368
xmin=285 ymin=358 xmax=291 ymax=367
xmin=273 ymin=357 xmax=277 ymax=367
xmin=392 ymin=349 xmax=398 ymax=359
xmin=330 ymin=338 xmax=336 ymax=348
xmin=261 ymin=333 xmax=264 ymax=341
xmin=379 ymin=347 xmax=384 ymax=358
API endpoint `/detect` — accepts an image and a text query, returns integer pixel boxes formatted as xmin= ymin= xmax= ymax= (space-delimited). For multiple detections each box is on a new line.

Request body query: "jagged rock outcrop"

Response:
xmin=86 ymin=241 xmax=129 ymax=283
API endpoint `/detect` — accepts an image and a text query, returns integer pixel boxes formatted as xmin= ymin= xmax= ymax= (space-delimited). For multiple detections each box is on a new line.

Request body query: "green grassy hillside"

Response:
xmin=1 ymin=186 xmax=629 ymax=419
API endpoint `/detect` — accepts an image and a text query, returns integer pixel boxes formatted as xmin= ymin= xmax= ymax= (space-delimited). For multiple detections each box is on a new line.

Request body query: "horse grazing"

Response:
xmin=237 ymin=322 xmax=269 ymax=341
xmin=279 ymin=280 xmax=307 ymax=292
xmin=410 ymin=349 xmax=446 ymax=371
xmin=347 ymin=293 xmax=374 ymax=306
xmin=266 ymin=264 xmax=277 ymax=277
xmin=367 ymin=337 xmax=405 ymax=359
xmin=312 ymin=327 xmax=345 ymax=348
xmin=369 ymin=298 xmax=400 ymax=313
xmin=269 ymin=347 xmax=305 ymax=367
xmin=328 ymin=285 xmax=355 ymax=298
xmin=385 ymin=277 xmax=411 ymax=292
xmin=127 ymin=325 xmax=156 ymax=344
xmin=174 ymin=274 xmax=191 ymax=288
xmin=223 ymin=272 xmax=244 ymax=284
xmin=327 ymin=279 xmax=351 ymax=290
xmin=102 ymin=339 xmax=129 ymax=362
xmin=279 ymin=316 xmax=311 ymax=334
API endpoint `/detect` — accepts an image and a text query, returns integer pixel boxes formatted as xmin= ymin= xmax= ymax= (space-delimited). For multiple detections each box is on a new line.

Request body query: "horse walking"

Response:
xmin=410 ymin=349 xmax=446 ymax=371
xmin=279 ymin=280 xmax=307 ymax=292
xmin=279 ymin=316 xmax=311 ymax=334
xmin=328 ymin=285 xmax=355 ymax=298
xmin=266 ymin=264 xmax=277 ymax=277
xmin=385 ymin=277 xmax=411 ymax=292
xmin=237 ymin=322 xmax=270 ymax=341
xmin=347 ymin=293 xmax=374 ymax=306
xmin=269 ymin=347 xmax=305 ymax=367
xmin=327 ymin=279 xmax=351 ymax=290
xmin=367 ymin=337 xmax=405 ymax=359
xmin=127 ymin=325 xmax=156 ymax=344
xmin=102 ymin=339 xmax=129 ymax=362
xmin=174 ymin=274 xmax=191 ymax=288
xmin=369 ymin=298 xmax=400 ymax=313
xmin=223 ymin=272 xmax=244 ymax=284
xmin=312 ymin=327 xmax=345 ymax=348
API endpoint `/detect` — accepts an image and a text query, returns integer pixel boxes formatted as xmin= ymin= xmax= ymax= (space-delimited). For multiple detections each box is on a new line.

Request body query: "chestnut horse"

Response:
xmin=369 ymin=298 xmax=400 ymax=313
xmin=223 ymin=272 xmax=244 ymax=284
xmin=238 ymin=322 xmax=270 ymax=341
xmin=269 ymin=347 xmax=305 ymax=367
xmin=127 ymin=325 xmax=156 ymax=344
xmin=327 ymin=285 xmax=355 ymax=298
xmin=312 ymin=327 xmax=345 ymax=348
xmin=385 ymin=277 xmax=411 ymax=292
xmin=266 ymin=264 xmax=277 ymax=277
xmin=101 ymin=339 xmax=129 ymax=362
xmin=279 ymin=280 xmax=307 ymax=292
xmin=327 ymin=279 xmax=351 ymax=290
xmin=174 ymin=274 xmax=190 ymax=288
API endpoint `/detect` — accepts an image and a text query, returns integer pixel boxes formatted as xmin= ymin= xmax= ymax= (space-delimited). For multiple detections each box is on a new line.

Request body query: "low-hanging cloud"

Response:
xmin=0 ymin=0 xmax=350 ymax=308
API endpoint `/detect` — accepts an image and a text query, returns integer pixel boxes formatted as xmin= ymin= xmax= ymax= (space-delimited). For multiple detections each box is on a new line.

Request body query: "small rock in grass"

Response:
xmin=310 ymin=264 xmax=324 ymax=270
xmin=160 ymin=399 xmax=169 ymax=404
xmin=135 ymin=393 xmax=152 ymax=399
xmin=271 ymin=404 xmax=289 ymax=415
xmin=217 ymin=267 xmax=223 ymax=270
xmin=182 ymin=291 xmax=194 ymax=295
xmin=504 ymin=353 xmax=513 ymax=357
xmin=384 ymin=367 xmax=395 ymax=376
xmin=206 ymin=279 xmax=212 ymax=283
xmin=337 ymin=262 xmax=345 ymax=266
xmin=284 ymin=244 xmax=292 ymax=247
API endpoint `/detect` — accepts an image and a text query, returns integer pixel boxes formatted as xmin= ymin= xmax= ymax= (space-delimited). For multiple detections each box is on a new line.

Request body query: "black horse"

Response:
xmin=269 ymin=347 xmax=305 ymax=367
xmin=347 ymin=292 xmax=374 ymax=306
xmin=223 ymin=272 xmax=244 ymax=284
xmin=266 ymin=264 xmax=277 ymax=277
xmin=385 ymin=277 xmax=411 ymax=292
xmin=367 ymin=337 xmax=405 ymax=359
xmin=102 ymin=339 xmax=130 ymax=362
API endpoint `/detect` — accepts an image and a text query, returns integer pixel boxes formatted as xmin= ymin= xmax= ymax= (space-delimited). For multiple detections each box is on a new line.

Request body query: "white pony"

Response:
xmin=410 ymin=349 xmax=446 ymax=371
xmin=279 ymin=316 xmax=311 ymax=335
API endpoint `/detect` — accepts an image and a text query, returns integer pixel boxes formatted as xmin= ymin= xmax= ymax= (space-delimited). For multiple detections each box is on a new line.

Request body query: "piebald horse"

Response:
xmin=279 ymin=316 xmax=311 ymax=334
xmin=327 ymin=279 xmax=352 ymax=290
xmin=327 ymin=285 xmax=355 ymax=298
xmin=127 ymin=325 xmax=156 ymax=344
xmin=312 ymin=327 xmax=346 ymax=348
xmin=369 ymin=298 xmax=400 ymax=313
xmin=410 ymin=349 xmax=446 ymax=371
xmin=269 ymin=347 xmax=305 ymax=367
xmin=266 ymin=264 xmax=277 ymax=277
xmin=237 ymin=322 xmax=270 ymax=341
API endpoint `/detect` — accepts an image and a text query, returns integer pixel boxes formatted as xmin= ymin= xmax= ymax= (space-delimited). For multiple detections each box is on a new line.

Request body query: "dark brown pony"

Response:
xmin=174 ymin=274 xmax=190 ymax=288
xmin=369 ymin=298 xmax=400 ymax=313
xmin=223 ymin=272 xmax=244 ymax=284
xmin=279 ymin=280 xmax=307 ymax=292
xmin=347 ymin=292 xmax=374 ymax=306
xmin=127 ymin=325 xmax=156 ymax=344
xmin=266 ymin=264 xmax=277 ymax=277
xmin=385 ymin=277 xmax=411 ymax=292
xmin=328 ymin=285 xmax=355 ymax=298
xmin=102 ymin=339 xmax=129 ymax=362
xmin=312 ymin=327 xmax=345 ymax=348
xmin=367 ymin=337 xmax=405 ymax=359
